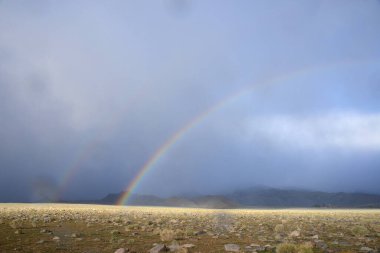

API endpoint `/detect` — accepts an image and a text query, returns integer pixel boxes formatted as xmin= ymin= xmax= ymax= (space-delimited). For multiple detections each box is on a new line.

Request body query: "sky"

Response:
xmin=0 ymin=0 xmax=380 ymax=202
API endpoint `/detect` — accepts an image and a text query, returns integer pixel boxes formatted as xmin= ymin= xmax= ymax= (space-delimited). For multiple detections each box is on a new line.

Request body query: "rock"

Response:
xmin=111 ymin=230 xmax=120 ymax=235
xmin=14 ymin=230 xmax=23 ymax=234
xmin=40 ymin=229 xmax=52 ymax=234
xmin=193 ymin=230 xmax=206 ymax=236
xmin=173 ymin=248 xmax=188 ymax=253
xmin=249 ymin=244 xmax=262 ymax=251
xmin=182 ymin=244 xmax=195 ymax=248
xmin=360 ymin=247 xmax=375 ymax=253
xmin=275 ymin=234 xmax=283 ymax=241
xmin=43 ymin=216 xmax=51 ymax=223
xmin=224 ymin=244 xmax=240 ymax=252
xmin=289 ymin=230 xmax=300 ymax=237
xmin=9 ymin=220 xmax=20 ymax=229
xmin=168 ymin=240 xmax=181 ymax=251
xmin=264 ymin=244 xmax=275 ymax=251
xmin=114 ymin=248 xmax=126 ymax=253
xmin=149 ymin=244 xmax=168 ymax=253
xmin=314 ymin=240 xmax=328 ymax=250
xmin=53 ymin=236 xmax=60 ymax=241
xmin=36 ymin=240 xmax=44 ymax=244
xmin=311 ymin=235 xmax=318 ymax=240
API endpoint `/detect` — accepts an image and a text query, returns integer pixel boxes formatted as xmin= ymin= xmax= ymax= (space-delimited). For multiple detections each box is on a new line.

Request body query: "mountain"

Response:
xmin=100 ymin=193 xmax=238 ymax=209
xmin=82 ymin=187 xmax=380 ymax=208
xmin=228 ymin=187 xmax=380 ymax=208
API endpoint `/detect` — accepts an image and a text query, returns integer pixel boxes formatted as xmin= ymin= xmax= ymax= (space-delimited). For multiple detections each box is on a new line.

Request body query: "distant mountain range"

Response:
xmin=95 ymin=187 xmax=380 ymax=208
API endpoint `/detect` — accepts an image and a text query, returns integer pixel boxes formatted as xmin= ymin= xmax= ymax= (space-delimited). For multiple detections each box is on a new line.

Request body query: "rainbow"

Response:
xmin=55 ymin=85 xmax=148 ymax=201
xmin=54 ymin=140 xmax=99 ymax=201
xmin=116 ymin=59 xmax=380 ymax=205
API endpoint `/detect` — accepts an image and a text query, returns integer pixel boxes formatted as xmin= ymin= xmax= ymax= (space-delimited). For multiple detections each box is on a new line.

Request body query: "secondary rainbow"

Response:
xmin=55 ymin=85 xmax=149 ymax=201
xmin=116 ymin=59 xmax=379 ymax=206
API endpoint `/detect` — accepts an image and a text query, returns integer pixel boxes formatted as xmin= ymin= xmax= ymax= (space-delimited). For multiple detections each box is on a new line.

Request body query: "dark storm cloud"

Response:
xmin=0 ymin=0 xmax=380 ymax=201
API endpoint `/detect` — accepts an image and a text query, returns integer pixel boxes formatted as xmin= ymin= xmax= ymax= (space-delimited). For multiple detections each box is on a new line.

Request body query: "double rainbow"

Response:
xmin=116 ymin=59 xmax=379 ymax=205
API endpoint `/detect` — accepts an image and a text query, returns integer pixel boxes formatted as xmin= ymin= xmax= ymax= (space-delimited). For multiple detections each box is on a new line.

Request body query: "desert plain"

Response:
xmin=0 ymin=204 xmax=379 ymax=253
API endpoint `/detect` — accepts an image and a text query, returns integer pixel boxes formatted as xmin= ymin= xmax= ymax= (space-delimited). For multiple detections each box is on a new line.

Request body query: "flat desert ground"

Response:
xmin=0 ymin=204 xmax=379 ymax=253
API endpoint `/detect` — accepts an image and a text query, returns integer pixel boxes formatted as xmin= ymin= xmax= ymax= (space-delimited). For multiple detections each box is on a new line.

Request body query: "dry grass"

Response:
xmin=0 ymin=204 xmax=379 ymax=253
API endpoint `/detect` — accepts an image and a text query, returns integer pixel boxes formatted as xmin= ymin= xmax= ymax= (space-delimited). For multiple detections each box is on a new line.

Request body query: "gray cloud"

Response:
xmin=0 ymin=0 xmax=380 ymax=201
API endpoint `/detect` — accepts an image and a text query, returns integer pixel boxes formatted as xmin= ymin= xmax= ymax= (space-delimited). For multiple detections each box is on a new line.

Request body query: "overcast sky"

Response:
xmin=1 ymin=0 xmax=380 ymax=202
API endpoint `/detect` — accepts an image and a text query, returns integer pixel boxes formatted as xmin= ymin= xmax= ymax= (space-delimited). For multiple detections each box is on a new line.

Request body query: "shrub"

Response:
xmin=276 ymin=243 xmax=297 ymax=253
xmin=297 ymin=243 xmax=313 ymax=253
xmin=276 ymin=243 xmax=314 ymax=253
xmin=160 ymin=229 xmax=176 ymax=241
xmin=275 ymin=224 xmax=285 ymax=233
xmin=352 ymin=225 xmax=369 ymax=236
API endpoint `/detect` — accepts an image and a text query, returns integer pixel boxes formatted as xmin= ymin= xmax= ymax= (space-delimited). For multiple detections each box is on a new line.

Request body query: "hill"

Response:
xmin=97 ymin=187 xmax=380 ymax=208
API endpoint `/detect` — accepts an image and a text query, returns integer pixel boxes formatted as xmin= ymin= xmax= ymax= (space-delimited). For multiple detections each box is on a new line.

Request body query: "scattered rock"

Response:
xmin=360 ymin=247 xmax=375 ymax=253
xmin=150 ymin=244 xmax=168 ymax=253
xmin=314 ymin=240 xmax=328 ymax=250
xmin=173 ymin=248 xmax=188 ymax=253
xmin=111 ymin=230 xmax=120 ymax=235
xmin=168 ymin=240 xmax=181 ymax=251
xmin=193 ymin=230 xmax=206 ymax=236
xmin=224 ymin=244 xmax=240 ymax=252
xmin=9 ymin=220 xmax=21 ymax=229
xmin=289 ymin=230 xmax=300 ymax=238
xmin=114 ymin=248 xmax=126 ymax=253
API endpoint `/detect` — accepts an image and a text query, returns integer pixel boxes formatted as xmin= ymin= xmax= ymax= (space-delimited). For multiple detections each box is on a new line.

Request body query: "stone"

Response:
xmin=173 ymin=248 xmax=188 ymax=253
xmin=224 ymin=244 xmax=240 ymax=252
xmin=114 ymin=248 xmax=126 ymax=253
xmin=182 ymin=244 xmax=195 ymax=248
xmin=193 ymin=230 xmax=206 ymax=236
xmin=111 ymin=230 xmax=120 ymax=235
xmin=168 ymin=240 xmax=181 ymax=251
xmin=314 ymin=240 xmax=328 ymax=250
xmin=149 ymin=244 xmax=168 ymax=253
xmin=289 ymin=230 xmax=300 ymax=237
xmin=360 ymin=247 xmax=375 ymax=253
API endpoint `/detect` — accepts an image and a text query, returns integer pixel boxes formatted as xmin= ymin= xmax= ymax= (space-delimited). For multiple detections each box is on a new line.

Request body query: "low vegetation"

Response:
xmin=0 ymin=204 xmax=379 ymax=253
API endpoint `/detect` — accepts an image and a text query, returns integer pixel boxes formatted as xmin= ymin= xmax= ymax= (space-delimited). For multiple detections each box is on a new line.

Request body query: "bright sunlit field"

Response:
xmin=0 ymin=204 xmax=379 ymax=253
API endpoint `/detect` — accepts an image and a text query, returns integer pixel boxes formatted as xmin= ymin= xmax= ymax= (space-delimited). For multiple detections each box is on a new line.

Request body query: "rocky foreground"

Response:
xmin=0 ymin=204 xmax=379 ymax=253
